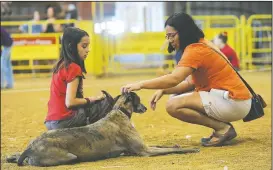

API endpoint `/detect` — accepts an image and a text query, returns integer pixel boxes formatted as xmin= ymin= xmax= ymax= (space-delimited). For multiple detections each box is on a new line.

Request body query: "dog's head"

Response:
xmin=113 ymin=92 xmax=147 ymax=118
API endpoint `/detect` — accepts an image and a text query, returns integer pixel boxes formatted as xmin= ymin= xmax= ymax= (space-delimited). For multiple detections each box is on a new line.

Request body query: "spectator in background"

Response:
xmin=43 ymin=6 xmax=61 ymax=33
xmin=59 ymin=3 xmax=78 ymax=28
xmin=65 ymin=4 xmax=78 ymax=27
xmin=1 ymin=2 xmax=12 ymax=16
xmin=213 ymin=32 xmax=240 ymax=70
xmin=19 ymin=10 xmax=43 ymax=34
xmin=1 ymin=27 xmax=14 ymax=89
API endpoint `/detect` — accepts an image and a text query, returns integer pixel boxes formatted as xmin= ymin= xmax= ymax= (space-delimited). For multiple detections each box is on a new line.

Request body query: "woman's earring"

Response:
xmin=168 ymin=43 xmax=175 ymax=53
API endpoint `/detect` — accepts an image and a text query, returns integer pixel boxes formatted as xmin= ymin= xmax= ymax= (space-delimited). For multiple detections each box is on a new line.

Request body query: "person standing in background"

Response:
xmin=64 ymin=4 xmax=78 ymax=27
xmin=19 ymin=10 xmax=43 ymax=34
xmin=213 ymin=32 xmax=240 ymax=70
xmin=1 ymin=27 xmax=14 ymax=89
xmin=43 ymin=6 xmax=61 ymax=33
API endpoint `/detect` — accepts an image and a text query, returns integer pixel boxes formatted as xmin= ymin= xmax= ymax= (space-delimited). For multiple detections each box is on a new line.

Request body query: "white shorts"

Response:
xmin=199 ymin=89 xmax=252 ymax=122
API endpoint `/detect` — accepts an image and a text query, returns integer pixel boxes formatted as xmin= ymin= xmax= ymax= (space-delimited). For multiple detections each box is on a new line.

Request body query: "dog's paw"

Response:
xmin=173 ymin=144 xmax=181 ymax=148
xmin=6 ymin=152 xmax=21 ymax=163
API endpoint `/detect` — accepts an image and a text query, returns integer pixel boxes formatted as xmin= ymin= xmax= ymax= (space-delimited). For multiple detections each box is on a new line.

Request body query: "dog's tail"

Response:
xmin=17 ymin=148 xmax=32 ymax=166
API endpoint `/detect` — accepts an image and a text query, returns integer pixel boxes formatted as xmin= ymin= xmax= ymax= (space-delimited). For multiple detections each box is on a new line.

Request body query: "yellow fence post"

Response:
xmin=240 ymin=15 xmax=247 ymax=70
xmin=77 ymin=20 xmax=99 ymax=76
xmin=246 ymin=14 xmax=272 ymax=70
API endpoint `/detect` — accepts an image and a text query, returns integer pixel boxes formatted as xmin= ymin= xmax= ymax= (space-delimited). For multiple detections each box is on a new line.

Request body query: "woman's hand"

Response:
xmin=150 ymin=90 xmax=164 ymax=110
xmin=121 ymin=82 xmax=142 ymax=93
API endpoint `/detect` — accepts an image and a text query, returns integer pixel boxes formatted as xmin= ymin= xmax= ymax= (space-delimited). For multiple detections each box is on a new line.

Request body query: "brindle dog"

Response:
xmin=7 ymin=92 xmax=199 ymax=167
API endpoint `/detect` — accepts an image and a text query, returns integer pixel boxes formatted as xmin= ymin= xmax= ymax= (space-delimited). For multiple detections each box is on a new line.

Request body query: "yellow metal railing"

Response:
xmin=245 ymin=14 xmax=272 ymax=69
xmin=1 ymin=20 xmax=99 ymax=75
xmin=1 ymin=14 xmax=272 ymax=77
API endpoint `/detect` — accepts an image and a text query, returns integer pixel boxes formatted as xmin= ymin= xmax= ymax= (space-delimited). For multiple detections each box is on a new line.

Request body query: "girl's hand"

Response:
xmin=88 ymin=92 xmax=106 ymax=102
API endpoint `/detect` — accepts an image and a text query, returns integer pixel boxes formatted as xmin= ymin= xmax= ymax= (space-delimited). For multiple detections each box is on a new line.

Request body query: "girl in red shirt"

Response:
xmin=45 ymin=27 xmax=113 ymax=130
xmin=213 ymin=32 xmax=240 ymax=70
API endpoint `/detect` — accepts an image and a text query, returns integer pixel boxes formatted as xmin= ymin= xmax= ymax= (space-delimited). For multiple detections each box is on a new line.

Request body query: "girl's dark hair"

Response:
xmin=165 ymin=12 xmax=204 ymax=53
xmin=53 ymin=27 xmax=89 ymax=74
xmin=218 ymin=32 xmax=228 ymax=44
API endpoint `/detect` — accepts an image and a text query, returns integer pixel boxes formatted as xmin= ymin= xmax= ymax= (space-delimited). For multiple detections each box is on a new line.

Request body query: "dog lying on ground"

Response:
xmin=7 ymin=92 xmax=199 ymax=167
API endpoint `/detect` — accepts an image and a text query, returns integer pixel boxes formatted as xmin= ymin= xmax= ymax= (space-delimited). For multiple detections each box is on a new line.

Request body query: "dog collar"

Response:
xmin=118 ymin=107 xmax=132 ymax=119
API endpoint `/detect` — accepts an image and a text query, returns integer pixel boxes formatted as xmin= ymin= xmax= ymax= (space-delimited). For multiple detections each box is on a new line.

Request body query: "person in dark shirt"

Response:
xmin=1 ymin=27 xmax=14 ymax=89
xmin=43 ymin=6 xmax=61 ymax=33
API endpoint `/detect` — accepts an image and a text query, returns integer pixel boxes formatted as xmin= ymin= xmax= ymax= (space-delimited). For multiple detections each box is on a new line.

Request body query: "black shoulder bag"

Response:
xmin=202 ymin=43 xmax=267 ymax=122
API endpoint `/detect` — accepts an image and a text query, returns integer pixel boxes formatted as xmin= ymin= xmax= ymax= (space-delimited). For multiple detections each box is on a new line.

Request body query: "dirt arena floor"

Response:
xmin=1 ymin=71 xmax=271 ymax=170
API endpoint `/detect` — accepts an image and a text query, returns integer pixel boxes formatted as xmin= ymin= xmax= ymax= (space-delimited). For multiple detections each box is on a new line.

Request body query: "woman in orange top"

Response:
xmin=121 ymin=13 xmax=252 ymax=147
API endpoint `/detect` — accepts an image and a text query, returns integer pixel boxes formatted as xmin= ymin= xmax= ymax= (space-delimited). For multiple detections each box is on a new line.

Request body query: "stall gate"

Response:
xmin=244 ymin=15 xmax=272 ymax=70
xmin=1 ymin=14 xmax=272 ymax=77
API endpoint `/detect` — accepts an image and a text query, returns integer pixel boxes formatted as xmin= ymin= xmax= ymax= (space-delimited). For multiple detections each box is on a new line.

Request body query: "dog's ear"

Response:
xmin=130 ymin=93 xmax=147 ymax=113
xmin=113 ymin=95 xmax=121 ymax=103
xmin=122 ymin=92 xmax=132 ymax=104
xmin=131 ymin=92 xmax=140 ymax=106
xmin=101 ymin=90 xmax=114 ymax=105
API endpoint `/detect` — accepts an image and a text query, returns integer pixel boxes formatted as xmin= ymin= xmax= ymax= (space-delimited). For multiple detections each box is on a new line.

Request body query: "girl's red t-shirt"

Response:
xmin=46 ymin=63 xmax=83 ymax=121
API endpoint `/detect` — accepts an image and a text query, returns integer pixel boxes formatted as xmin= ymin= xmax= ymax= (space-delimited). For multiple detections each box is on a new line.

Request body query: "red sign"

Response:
xmin=13 ymin=37 xmax=57 ymax=46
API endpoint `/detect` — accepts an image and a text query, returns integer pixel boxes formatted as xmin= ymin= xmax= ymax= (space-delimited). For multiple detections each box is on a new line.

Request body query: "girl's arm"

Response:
xmin=65 ymin=77 xmax=88 ymax=108
xmin=65 ymin=77 xmax=104 ymax=108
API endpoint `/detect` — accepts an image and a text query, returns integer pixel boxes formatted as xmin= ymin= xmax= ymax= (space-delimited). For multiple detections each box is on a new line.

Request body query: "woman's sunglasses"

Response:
xmin=165 ymin=32 xmax=178 ymax=40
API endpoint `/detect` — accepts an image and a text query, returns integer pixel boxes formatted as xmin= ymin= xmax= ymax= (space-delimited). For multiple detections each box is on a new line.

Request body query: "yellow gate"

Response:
xmin=105 ymin=32 xmax=173 ymax=75
xmin=0 ymin=20 xmax=101 ymax=76
xmin=103 ymin=15 xmax=241 ymax=75
xmin=243 ymin=14 xmax=272 ymax=70
xmin=1 ymin=14 xmax=271 ymax=77
xmin=193 ymin=15 xmax=240 ymax=53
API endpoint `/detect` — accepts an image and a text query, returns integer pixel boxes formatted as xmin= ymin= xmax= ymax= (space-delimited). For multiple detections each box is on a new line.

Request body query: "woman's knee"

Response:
xmin=165 ymin=95 xmax=200 ymax=120
xmin=166 ymin=98 xmax=182 ymax=117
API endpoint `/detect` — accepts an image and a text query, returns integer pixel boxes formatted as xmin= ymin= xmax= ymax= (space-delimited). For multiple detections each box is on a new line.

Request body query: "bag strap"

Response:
xmin=199 ymin=42 xmax=257 ymax=97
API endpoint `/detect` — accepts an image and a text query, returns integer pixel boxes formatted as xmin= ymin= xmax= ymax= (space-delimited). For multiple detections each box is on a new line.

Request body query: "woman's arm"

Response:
xmin=140 ymin=66 xmax=194 ymax=89
xmin=163 ymin=75 xmax=195 ymax=94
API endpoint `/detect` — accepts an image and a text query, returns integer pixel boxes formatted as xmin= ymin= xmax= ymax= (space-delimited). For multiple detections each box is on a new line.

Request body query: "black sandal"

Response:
xmin=201 ymin=123 xmax=234 ymax=144
xmin=201 ymin=131 xmax=215 ymax=144
xmin=202 ymin=123 xmax=237 ymax=147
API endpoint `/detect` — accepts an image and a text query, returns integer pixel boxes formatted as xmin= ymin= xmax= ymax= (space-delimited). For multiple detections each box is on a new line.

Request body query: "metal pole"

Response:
xmin=99 ymin=1 xmax=104 ymax=22
xmin=186 ymin=2 xmax=191 ymax=15
xmin=91 ymin=2 xmax=96 ymax=21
